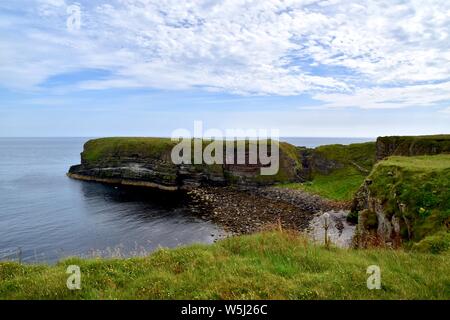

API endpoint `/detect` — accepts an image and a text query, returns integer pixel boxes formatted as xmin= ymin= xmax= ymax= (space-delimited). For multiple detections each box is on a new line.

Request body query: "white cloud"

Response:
xmin=314 ymin=81 xmax=450 ymax=109
xmin=0 ymin=0 xmax=450 ymax=110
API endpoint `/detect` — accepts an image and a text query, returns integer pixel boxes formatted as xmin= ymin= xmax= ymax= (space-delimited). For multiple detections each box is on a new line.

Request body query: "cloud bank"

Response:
xmin=1 ymin=0 xmax=450 ymax=110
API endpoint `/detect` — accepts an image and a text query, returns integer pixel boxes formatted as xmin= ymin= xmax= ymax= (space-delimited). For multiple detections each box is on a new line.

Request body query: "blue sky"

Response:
xmin=0 ymin=0 xmax=449 ymax=137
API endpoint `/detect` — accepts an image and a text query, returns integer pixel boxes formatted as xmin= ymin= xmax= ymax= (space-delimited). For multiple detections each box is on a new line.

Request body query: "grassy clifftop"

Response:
xmin=378 ymin=154 xmax=450 ymax=170
xmin=74 ymin=137 xmax=304 ymax=187
xmin=0 ymin=231 xmax=448 ymax=300
xmin=82 ymin=137 xmax=301 ymax=161
xmin=82 ymin=137 xmax=177 ymax=163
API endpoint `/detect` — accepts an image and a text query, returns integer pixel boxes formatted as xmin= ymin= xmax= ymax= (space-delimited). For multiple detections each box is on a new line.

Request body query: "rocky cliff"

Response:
xmin=351 ymin=154 xmax=450 ymax=247
xmin=68 ymin=137 xmax=303 ymax=190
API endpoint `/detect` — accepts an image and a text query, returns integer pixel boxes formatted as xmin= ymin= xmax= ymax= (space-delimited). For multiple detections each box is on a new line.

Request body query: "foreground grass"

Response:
xmin=277 ymin=167 xmax=366 ymax=201
xmin=1 ymin=232 xmax=449 ymax=300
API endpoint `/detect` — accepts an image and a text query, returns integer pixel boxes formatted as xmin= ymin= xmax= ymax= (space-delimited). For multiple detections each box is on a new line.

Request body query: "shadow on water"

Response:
xmin=79 ymin=181 xmax=191 ymax=217
xmin=53 ymin=180 xmax=226 ymax=263
xmin=1 ymin=179 xmax=225 ymax=264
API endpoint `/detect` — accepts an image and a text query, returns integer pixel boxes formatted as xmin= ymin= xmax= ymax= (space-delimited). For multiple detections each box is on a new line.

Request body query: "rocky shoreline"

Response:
xmin=186 ymin=185 xmax=350 ymax=237
xmin=245 ymin=186 xmax=349 ymax=212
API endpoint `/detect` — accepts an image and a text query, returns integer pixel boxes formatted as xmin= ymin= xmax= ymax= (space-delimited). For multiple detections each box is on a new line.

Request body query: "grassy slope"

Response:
xmin=366 ymin=154 xmax=450 ymax=241
xmin=278 ymin=167 xmax=366 ymax=201
xmin=0 ymin=232 xmax=449 ymax=300
xmin=277 ymin=142 xmax=376 ymax=201
xmin=378 ymin=154 xmax=450 ymax=170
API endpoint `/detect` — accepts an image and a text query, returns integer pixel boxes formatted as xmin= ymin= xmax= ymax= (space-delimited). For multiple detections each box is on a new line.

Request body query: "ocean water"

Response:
xmin=0 ymin=137 xmax=373 ymax=263
xmin=281 ymin=137 xmax=374 ymax=148
xmin=0 ymin=138 xmax=224 ymax=263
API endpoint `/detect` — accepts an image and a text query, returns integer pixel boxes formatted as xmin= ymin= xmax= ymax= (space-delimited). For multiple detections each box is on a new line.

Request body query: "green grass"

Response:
xmin=82 ymin=137 xmax=177 ymax=163
xmin=277 ymin=167 xmax=366 ymax=201
xmin=0 ymin=231 xmax=449 ymax=300
xmin=413 ymin=231 xmax=450 ymax=254
xmin=379 ymin=154 xmax=450 ymax=170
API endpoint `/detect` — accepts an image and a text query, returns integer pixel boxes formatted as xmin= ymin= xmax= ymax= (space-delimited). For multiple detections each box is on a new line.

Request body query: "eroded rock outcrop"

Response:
xmin=351 ymin=154 xmax=450 ymax=247
xmin=68 ymin=138 xmax=304 ymax=190
xmin=351 ymin=180 xmax=403 ymax=247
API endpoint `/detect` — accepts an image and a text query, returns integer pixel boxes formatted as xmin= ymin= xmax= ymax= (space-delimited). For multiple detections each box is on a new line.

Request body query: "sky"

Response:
xmin=0 ymin=0 xmax=449 ymax=137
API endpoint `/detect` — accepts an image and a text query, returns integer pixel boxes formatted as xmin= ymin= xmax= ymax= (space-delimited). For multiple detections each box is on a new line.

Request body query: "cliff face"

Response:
xmin=68 ymin=137 xmax=303 ymax=190
xmin=352 ymin=135 xmax=450 ymax=247
xmin=376 ymin=135 xmax=450 ymax=160
xmin=351 ymin=155 xmax=450 ymax=247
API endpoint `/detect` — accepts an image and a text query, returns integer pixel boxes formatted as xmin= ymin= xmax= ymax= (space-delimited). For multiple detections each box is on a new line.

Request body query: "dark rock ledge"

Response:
xmin=188 ymin=186 xmax=308 ymax=235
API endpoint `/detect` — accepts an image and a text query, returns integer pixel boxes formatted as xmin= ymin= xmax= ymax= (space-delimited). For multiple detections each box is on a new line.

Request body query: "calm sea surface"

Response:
xmin=0 ymin=137 xmax=373 ymax=263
